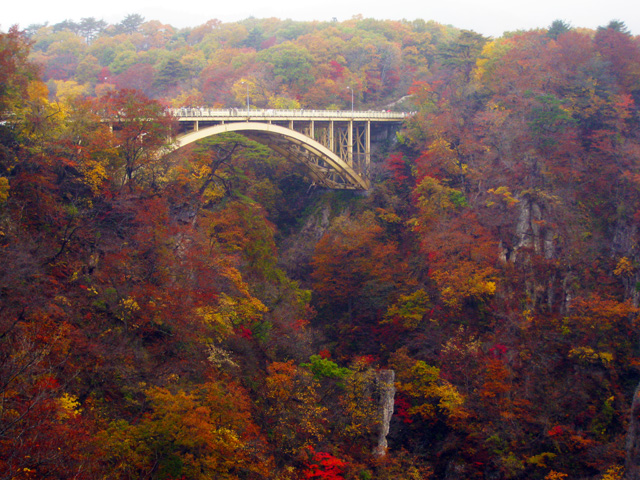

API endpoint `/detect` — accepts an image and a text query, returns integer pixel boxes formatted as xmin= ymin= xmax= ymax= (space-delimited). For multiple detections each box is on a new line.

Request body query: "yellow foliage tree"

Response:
xmin=340 ymin=359 xmax=380 ymax=442
xmin=99 ymin=381 xmax=272 ymax=479
xmin=264 ymin=361 xmax=327 ymax=456
xmin=431 ymin=261 xmax=497 ymax=310
xmin=392 ymin=349 xmax=466 ymax=425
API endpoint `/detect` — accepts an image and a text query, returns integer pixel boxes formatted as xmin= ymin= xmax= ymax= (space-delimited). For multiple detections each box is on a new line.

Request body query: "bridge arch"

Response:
xmin=175 ymin=122 xmax=369 ymax=190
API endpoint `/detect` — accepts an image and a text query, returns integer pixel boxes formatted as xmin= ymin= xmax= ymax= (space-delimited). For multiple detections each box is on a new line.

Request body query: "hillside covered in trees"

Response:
xmin=22 ymin=14 xmax=452 ymax=110
xmin=3 ymin=14 xmax=640 ymax=480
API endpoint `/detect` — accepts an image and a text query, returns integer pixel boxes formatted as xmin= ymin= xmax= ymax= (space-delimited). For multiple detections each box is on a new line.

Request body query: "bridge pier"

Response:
xmin=329 ymin=120 xmax=334 ymax=152
xmin=348 ymin=121 xmax=353 ymax=168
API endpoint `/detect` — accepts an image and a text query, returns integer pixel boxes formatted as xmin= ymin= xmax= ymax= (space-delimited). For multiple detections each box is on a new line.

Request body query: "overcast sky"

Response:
xmin=2 ymin=0 xmax=639 ymax=38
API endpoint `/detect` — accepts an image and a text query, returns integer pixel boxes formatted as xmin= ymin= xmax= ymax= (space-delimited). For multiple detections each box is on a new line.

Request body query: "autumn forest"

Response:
xmin=2 ymin=14 xmax=640 ymax=480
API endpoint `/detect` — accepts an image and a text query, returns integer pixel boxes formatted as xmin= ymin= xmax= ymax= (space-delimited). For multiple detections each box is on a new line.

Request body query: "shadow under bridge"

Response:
xmin=174 ymin=109 xmax=408 ymax=190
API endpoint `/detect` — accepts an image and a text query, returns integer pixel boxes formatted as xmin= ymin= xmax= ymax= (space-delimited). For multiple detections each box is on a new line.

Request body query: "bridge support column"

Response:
xmin=366 ymin=120 xmax=371 ymax=174
xmin=329 ymin=120 xmax=334 ymax=152
xmin=348 ymin=120 xmax=353 ymax=167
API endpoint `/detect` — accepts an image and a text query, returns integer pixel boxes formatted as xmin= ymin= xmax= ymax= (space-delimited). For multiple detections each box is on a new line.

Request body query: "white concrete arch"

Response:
xmin=175 ymin=122 xmax=369 ymax=190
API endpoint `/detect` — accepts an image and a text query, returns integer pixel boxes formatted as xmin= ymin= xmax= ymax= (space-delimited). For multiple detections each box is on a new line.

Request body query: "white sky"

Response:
xmin=2 ymin=0 xmax=639 ymax=38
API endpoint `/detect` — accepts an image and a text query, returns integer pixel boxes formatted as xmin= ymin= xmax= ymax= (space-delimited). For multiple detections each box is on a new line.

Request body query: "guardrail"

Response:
xmin=169 ymin=108 xmax=410 ymax=120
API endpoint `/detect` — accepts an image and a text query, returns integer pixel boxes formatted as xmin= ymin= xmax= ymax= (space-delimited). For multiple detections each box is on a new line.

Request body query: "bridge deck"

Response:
xmin=170 ymin=108 xmax=409 ymax=122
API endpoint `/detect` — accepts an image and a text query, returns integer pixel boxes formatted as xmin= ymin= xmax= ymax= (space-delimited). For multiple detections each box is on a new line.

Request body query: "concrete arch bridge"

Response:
xmin=172 ymin=108 xmax=408 ymax=190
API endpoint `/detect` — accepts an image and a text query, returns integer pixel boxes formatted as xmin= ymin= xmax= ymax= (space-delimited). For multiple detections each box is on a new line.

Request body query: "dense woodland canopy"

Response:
xmin=21 ymin=14 xmax=452 ymax=110
xmin=3 ymin=14 xmax=640 ymax=480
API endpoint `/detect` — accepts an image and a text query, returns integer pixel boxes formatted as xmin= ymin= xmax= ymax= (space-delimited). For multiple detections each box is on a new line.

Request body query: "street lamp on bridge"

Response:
xmin=347 ymin=85 xmax=354 ymax=114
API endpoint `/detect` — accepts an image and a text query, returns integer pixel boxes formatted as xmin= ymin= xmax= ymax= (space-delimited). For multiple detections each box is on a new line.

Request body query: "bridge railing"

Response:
xmin=169 ymin=108 xmax=410 ymax=120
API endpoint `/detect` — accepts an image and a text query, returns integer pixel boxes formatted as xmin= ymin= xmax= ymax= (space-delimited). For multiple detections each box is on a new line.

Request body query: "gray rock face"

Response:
xmin=373 ymin=369 xmax=395 ymax=456
xmin=627 ymin=384 xmax=640 ymax=480
xmin=511 ymin=197 xmax=554 ymax=262
xmin=278 ymin=203 xmax=332 ymax=278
